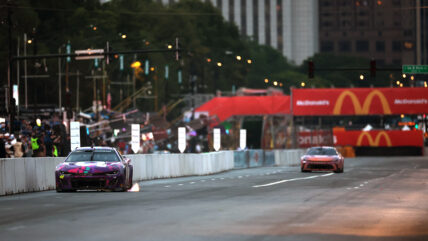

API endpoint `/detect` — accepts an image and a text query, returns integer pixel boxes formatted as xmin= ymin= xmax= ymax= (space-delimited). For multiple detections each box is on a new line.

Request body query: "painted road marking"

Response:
xmin=253 ymin=174 xmax=333 ymax=188
xmin=7 ymin=225 xmax=26 ymax=231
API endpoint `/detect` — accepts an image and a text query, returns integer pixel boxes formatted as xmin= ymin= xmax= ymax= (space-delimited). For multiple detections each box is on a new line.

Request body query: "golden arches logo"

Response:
xmin=333 ymin=90 xmax=392 ymax=115
xmin=356 ymin=131 xmax=392 ymax=147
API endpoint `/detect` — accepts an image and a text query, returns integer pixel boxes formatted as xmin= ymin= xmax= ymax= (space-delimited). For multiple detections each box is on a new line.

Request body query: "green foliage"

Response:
xmin=0 ymin=0 xmax=395 ymax=113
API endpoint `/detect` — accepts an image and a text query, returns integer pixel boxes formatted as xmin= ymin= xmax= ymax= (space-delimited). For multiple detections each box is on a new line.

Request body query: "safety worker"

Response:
xmin=53 ymin=145 xmax=58 ymax=157
xmin=31 ymin=132 xmax=40 ymax=157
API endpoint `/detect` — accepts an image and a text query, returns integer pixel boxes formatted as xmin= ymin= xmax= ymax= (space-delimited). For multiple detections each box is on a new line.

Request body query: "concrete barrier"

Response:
xmin=0 ymin=151 xmax=234 ymax=196
xmin=1 ymin=149 xmax=305 ymax=196
xmin=274 ymin=149 xmax=306 ymax=167
xmin=234 ymin=149 xmax=305 ymax=169
xmin=127 ymin=151 xmax=234 ymax=181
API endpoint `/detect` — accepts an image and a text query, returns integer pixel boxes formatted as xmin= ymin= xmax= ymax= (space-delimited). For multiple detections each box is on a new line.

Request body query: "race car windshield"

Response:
xmin=307 ymin=148 xmax=337 ymax=156
xmin=66 ymin=151 xmax=120 ymax=162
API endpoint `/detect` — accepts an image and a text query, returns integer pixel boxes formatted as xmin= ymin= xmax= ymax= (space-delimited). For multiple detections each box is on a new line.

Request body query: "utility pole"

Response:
xmin=76 ymin=70 xmax=80 ymax=111
xmin=132 ymin=54 xmax=136 ymax=108
xmin=16 ymin=36 xmax=20 ymax=117
xmin=58 ymin=47 xmax=62 ymax=111
xmin=7 ymin=3 xmax=14 ymax=133
xmin=24 ymin=33 xmax=28 ymax=109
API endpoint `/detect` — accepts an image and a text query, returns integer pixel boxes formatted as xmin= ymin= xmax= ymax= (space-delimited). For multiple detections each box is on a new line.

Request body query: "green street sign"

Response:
xmin=402 ymin=65 xmax=428 ymax=74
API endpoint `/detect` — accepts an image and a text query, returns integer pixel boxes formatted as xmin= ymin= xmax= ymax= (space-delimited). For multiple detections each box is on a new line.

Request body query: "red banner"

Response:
xmin=292 ymin=88 xmax=428 ymax=116
xmin=196 ymin=96 xmax=290 ymax=122
xmin=333 ymin=130 xmax=424 ymax=147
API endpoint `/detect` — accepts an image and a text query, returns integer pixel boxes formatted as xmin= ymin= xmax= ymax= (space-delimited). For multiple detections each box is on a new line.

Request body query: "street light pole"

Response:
xmin=7 ymin=3 xmax=14 ymax=133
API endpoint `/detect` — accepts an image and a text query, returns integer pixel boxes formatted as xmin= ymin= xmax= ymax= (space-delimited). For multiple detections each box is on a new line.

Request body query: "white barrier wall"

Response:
xmin=0 ymin=157 xmax=64 ymax=196
xmin=129 ymin=151 xmax=234 ymax=180
xmin=274 ymin=149 xmax=306 ymax=167
xmin=0 ymin=151 xmax=234 ymax=196
xmin=1 ymin=150 xmax=304 ymax=196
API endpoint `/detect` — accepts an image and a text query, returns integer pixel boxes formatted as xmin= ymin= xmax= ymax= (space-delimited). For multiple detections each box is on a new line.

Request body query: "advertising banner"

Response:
xmin=292 ymin=88 xmax=428 ymax=116
xmin=298 ymin=130 xmax=333 ymax=148
xmin=70 ymin=121 xmax=80 ymax=151
xmin=333 ymin=130 xmax=424 ymax=147
xmin=131 ymin=124 xmax=140 ymax=153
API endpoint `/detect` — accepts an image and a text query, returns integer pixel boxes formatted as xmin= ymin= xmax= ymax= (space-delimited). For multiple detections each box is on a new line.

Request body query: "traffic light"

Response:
xmin=308 ymin=60 xmax=314 ymax=79
xmin=370 ymin=60 xmax=376 ymax=78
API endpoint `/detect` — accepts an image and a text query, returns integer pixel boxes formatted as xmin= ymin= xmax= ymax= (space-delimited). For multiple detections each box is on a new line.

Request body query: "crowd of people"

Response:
xmin=0 ymin=117 xmax=69 ymax=158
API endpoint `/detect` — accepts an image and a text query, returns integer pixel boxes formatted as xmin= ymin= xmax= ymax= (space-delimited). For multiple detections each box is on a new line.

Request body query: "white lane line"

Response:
xmin=360 ymin=184 xmax=364 ymax=187
xmin=220 ymin=178 xmax=225 ymax=180
xmin=178 ymin=184 xmax=184 ymax=186
xmin=7 ymin=225 xmax=26 ymax=231
xmin=364 ymin=181 xmax=368 ymax=184
xmin=253 ymin=175 xmax=319 ymax=188
xmin=165 ymin=185 xmax=170 ymax=188
xmin=354 ymin=187 xmax=359 ymax=189
xmin=238 ymin=176 xmax=243 ymax=179
xmin=190 ymin=182 xmax=195 ymax=184
xmin=211 ymin=179 xmax=216 ymax=181
xmin=321 ymin=173 xmax=334 ymax=177
xmin=245 ymin=175 xmax=250 ymax=177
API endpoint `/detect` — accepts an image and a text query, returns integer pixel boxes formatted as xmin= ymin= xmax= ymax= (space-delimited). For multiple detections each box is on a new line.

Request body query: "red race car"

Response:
xmin=301 ymin=146 xmax=344 ymax=173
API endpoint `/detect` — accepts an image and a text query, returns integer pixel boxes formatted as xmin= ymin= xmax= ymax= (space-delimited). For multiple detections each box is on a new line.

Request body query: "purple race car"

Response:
xmin=55 ymin=147 xmax=133 ymax=192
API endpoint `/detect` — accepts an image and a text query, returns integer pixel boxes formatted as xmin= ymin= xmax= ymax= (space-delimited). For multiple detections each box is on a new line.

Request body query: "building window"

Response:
xmin=404 ymin=41 xmax=414 ymax=50
xmin=358 ymin=20 xmax=368 ymax=27
xmin=339 ymin=41 xmax=351 ymax=52
xmin=376 ymin=59 xmax=385 ymax=67
xmin=392 ymin=0 xmax=400 ymax=6
xmin=321 ymin=0 xmax=332 ymax=7
xmin=341 ymin=20 xmax=351 ymax=27
xmin=321 ymin=41 xmax=334 ymax=52
xmin=322 ymin=21 xmax=333 ymax=27
xmin=392 ymin=41 xmax=401 ymax=52
xmin=376 ymin=41 xmax=385 ymax=52
xmin=392 ymin=59 xmax=402 ymax=65
xmin=356 ymin=40 xmax=369 ymax=52
xmin=404 ymin=30 xmax=413 ymax=37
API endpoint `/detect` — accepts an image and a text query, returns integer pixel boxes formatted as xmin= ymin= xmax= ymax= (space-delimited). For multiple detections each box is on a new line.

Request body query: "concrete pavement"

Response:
xmin=1 ymin=156 xmax=428 ymax=241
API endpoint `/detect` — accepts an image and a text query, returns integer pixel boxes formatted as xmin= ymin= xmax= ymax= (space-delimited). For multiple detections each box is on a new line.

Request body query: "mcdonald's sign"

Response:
xmin=333 ymin=90 xmax=391 ymax=115
xmin=333 ymin=130 xmax=424 ymax=147
xmin=292 ymin=88 xmax=428 ymax=116
xmin=356 ymin=131 xmax=392 ymax=147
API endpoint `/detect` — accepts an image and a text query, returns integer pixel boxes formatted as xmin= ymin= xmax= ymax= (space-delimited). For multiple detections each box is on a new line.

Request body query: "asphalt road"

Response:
xmin=1 ymin=156 xmax=428 ymax=241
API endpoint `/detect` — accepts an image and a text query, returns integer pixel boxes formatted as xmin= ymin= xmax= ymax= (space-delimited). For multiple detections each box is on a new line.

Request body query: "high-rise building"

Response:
xmin=418 ymin=0 xmax=428 ymax=64
xmin=318 ymin=0 xmax=416 ymax=66
xmin=159 ymin=0 xmax=319 ymax=65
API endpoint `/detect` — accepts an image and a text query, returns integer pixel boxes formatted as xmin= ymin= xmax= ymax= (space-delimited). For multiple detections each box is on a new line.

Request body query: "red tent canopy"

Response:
xmin=195 ymin=96 xmax=291 ymax=122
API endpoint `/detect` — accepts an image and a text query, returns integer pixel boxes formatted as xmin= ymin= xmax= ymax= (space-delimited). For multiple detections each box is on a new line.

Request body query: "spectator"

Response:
xmin=0 ymin=137 xmax=6 ymax=158
xmin=12 ymin=138 xmax=23 ymax=158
